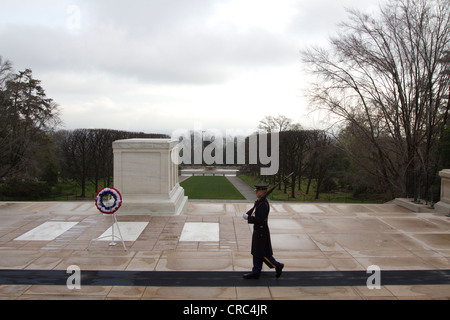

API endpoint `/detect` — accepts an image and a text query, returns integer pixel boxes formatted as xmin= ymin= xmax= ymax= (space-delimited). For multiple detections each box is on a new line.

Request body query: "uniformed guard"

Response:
xmin=242 ymin=184 xmax=284 ymax=279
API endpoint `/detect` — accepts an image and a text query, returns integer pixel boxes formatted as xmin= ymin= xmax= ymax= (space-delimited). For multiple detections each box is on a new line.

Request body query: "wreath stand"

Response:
xmin=88 ymin=187 xmax=127 ymax=251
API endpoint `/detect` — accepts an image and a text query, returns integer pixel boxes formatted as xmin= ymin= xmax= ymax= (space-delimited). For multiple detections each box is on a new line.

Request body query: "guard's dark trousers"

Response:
xmin=252 ymin=256 xmax=282 ymax=274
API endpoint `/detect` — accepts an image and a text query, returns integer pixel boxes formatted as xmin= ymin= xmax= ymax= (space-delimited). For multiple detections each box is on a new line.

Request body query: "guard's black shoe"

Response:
xmin=243 ymin=273 xmax=260 ymax=280
xmin=276 ymin=264 xmax=284 ymax=278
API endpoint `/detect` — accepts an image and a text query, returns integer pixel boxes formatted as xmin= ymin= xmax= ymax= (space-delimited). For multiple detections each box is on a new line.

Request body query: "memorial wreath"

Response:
xmin=95 ymin=187 xmax=122 ymax=214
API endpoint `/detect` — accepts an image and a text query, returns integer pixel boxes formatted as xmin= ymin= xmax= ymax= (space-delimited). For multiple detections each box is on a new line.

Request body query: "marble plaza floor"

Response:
xmin=0 ymin=200 xmax=449 ymax=300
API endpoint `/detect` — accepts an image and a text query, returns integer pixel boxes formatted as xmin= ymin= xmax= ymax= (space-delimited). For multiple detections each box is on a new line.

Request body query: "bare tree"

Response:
xmin=302 ymin=0 xmax=450 ymax=200
xmin=279 ymin=129 xmax=312 ymax=198
xmin=60 ymin=129 xmax=92 ymax=198
xmin=0 ymin=57 xmax=12 ymax=88
xmin=258 ymin=114 xmax=300 ymax=133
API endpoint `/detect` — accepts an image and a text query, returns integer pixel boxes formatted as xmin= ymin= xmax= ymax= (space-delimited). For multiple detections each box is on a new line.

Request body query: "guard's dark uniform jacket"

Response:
xmin=248 ymin=198 xmax=273 ymax=257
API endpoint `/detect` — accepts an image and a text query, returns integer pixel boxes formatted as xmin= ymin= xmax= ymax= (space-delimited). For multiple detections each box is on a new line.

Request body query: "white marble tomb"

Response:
xmin=436 ymin=169 xmax=450 ymax=212
xmin=113 ymin=139 xmax=188 ymax=215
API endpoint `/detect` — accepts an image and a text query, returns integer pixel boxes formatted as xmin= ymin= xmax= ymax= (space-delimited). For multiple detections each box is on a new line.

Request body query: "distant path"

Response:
xmin=178 ymin=175 xmax=190 ymax=183
xmin=226 ymin=176 xmax=255 ymax=201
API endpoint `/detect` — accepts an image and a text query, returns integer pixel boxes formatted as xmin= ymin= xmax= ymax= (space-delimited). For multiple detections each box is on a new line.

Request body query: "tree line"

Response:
xmin=242 ymin=119 xmax=339 ymax=201
xmin=247 ymin=111 xmax=450 ymax=203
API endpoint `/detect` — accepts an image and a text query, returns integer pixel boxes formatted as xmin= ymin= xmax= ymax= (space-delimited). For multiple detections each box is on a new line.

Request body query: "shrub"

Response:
xmin=0 ymin=180 xmax=52 ymax=200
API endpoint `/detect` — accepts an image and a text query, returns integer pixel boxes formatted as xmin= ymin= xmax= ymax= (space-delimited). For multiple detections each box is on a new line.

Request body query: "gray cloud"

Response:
xmin=0 ymin=0 xmax=297 ymax=85
xmin=0 ymin=0 xmax=384 ymax=132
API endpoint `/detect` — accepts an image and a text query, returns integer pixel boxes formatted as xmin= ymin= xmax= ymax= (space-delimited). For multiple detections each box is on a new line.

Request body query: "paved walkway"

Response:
xmin=0 ymin=201 xmax=449 ymax=299
xmin=226 ymin=176 xmax=255 ymax=201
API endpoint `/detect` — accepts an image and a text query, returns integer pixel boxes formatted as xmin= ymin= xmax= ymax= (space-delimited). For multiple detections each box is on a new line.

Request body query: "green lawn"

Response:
xmin=180 ymin=176 xmax=246 ymax=200
xmin=237 ymin=174 xmax=380 ymax=203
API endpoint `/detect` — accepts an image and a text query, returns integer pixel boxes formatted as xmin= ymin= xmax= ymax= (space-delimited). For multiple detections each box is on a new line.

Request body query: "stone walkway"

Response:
xmin=0 ymin=201 xmax=449 ymax=299
xmin=226 ymin=176 xmax=255 ymax=200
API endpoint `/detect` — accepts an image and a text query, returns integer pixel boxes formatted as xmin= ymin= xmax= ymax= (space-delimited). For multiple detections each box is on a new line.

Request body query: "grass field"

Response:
xmin=180 ymin=176 xmax=246 ymax=200
xmin=237 ymin=174 xmax=381 ymax=203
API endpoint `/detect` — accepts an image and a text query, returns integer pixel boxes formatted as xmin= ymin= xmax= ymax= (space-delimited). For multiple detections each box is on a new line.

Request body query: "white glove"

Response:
xmin=242 ymin=213 xmax=248 ymax=220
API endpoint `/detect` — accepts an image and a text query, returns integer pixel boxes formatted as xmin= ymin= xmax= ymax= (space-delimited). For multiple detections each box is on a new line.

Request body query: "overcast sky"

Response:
xmin=0 ymin=0 xmax=384 ymax=134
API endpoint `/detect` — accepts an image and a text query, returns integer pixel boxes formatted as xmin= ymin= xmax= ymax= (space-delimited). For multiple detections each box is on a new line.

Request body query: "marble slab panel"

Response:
xmin=179 ymin=222 xmax=220 ymax=242
xmin=155 ymin=251 xmax=232 ymax=271
xmin=381 ymin=217 xmax=444 ymax=232
xmin=14 ymin=222 xmax=78 ymax=241
xmin=98 ymin=222 xmax=149 ymax=241
xmin=268 ymin=219 xmax=303 ymax=233
xmin=287 ymin=204 xmax=324 ymax=213
xmin=271 ymin=234 xmax=319 ymax=251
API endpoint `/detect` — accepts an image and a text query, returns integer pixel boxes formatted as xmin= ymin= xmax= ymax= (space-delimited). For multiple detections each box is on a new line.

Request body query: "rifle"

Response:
xmin=246 ymin=172 xmax=294 ymax=217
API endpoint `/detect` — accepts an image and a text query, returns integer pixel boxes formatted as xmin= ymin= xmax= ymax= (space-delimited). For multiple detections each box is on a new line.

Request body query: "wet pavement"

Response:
xmin=0 ymin=200 xmax=449 ymax=300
